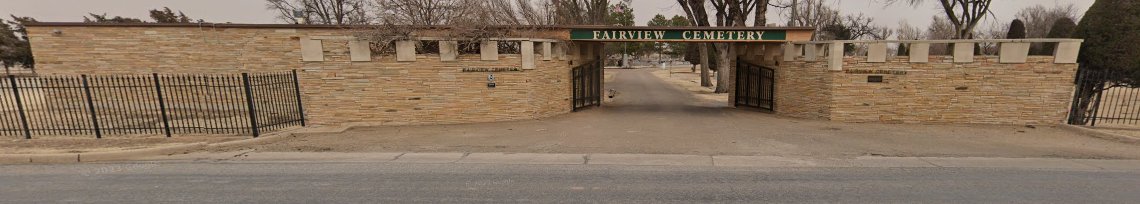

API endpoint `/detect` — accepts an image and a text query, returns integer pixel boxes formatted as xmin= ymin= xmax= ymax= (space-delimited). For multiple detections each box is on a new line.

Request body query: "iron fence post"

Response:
xmin=7 ymin=75 xmax=31 ymax=139
xmin=81 ymin=75 xmax=102 ymax=138
xmin=291 ymin=70 xmax=306 ymax=126
xmin=241 ymin=73 xmax=260 ymax=137
xmin=152 ymin=73 xmax=172 ymax=137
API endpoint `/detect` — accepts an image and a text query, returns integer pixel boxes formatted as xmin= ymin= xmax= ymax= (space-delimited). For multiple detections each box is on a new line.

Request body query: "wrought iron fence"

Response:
xmin=1068 ymin=68 xmax=1140 ymax=127
xmin=0 ymin=70 xmax=305 ymax=139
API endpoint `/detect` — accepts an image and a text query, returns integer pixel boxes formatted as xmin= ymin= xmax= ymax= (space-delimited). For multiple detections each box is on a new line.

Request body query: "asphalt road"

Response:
xmin=2 ymin=162 xmax=1138 ymax=203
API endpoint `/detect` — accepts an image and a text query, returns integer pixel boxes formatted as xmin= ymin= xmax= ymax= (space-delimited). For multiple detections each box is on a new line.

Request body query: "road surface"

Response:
xmin=1 ymin=161 xmax=1137 ymax=203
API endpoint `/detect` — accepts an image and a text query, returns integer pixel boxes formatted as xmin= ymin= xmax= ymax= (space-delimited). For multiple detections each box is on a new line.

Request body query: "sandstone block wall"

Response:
xmin=774 ymin=54 xmax=1077 ymax=125
xmin=26 ymin=25 xmax=575 ymax=126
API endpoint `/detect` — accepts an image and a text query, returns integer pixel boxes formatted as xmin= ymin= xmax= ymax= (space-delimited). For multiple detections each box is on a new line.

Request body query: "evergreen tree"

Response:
xmin=1075 ymin=0 xmax=1140 ymax=73
xmin=1037 ymin=17 xmax=1077 ymax=55
xmin=1006 ymin=19 xmax=1026 ymax=39
xmin=1 ymin=16 xmax=36 ymax=68
xmin=83 ymin=13 xmax=145 ymax=23
xmin=149 ymin=7 xmax=198 ymax=23
xmin=1070 ymin=0 xmax=1140 ymax=125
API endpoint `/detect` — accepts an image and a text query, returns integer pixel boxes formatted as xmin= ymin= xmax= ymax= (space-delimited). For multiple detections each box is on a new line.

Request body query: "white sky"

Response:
xmin=1 ymin=0 xmax=1093 ymax=30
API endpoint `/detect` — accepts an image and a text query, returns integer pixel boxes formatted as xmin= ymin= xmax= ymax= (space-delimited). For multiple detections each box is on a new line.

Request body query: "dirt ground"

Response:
xmin=1 ymin=134 xmax=245 ymax=154
xmin=650 ymin=66 xmax=726 ymax=103
xmin=242 ymin=68 xmax=1140 ymax=159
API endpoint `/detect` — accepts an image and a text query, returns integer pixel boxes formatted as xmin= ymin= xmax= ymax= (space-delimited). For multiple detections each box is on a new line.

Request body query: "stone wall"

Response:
xmin=772 ymin=59 xmax=832 ymax=119
xmin=26 ymin=25 xmax=578 ymax=126
xmin=829 ymin=56 xmax=1076 ymax=124
xmin=775 ymin=52 xmax=1078 ymax=125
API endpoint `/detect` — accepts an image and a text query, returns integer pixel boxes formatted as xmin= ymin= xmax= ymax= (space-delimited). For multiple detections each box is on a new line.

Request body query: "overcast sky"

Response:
xmin=2 ymin=0 xmax=1093 ymax=30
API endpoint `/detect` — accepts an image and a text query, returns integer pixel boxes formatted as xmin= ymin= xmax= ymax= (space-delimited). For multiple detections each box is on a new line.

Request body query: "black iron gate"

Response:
xmin=572 ymin=60 xmax=602 ymax=111
xmin=734 ymin=59 xmax=775 ymax=111
xmin=1067 ymin=68 xmax=1140 ymax=126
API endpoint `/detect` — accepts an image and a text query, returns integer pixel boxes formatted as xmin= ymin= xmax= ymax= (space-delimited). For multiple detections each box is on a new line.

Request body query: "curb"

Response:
xmin=1058 ymin=124 xmax=1140 ymax=144
xmin=0 ymin=126 xmax=346 ymax=164
xmin=80 ymin=143 xmax=208 ymax=162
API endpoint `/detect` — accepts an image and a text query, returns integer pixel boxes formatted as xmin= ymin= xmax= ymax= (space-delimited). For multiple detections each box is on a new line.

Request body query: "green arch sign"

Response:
xmin=570 ymin=29 xmax=787 ymax=42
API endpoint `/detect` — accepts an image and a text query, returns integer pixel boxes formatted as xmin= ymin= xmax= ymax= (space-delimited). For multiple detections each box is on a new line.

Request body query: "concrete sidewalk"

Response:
xmin=137 ymin=152 xmax=1140 ymax=171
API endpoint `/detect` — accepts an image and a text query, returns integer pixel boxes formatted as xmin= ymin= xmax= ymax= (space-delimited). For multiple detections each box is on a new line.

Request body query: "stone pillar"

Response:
xmin=804 ymin=44 xmax=821 ymax=61
xmin=828 ymin=42 xmax=844 ymax=71
xmin=553 ymin=42 xmax=566 ymax=61
xmin=866 ymin=43 xmax=887 ymax=63
xmin=783 ymin=43 xmax=800 ymax=62
xmin=348 ymin=40 xmax=371 ymax=62
xmin=999 ymin=42 xmax=1031 ymax=63
xmin=300 ymin=37 xmax=324 ymax=62
xmin=521 ymin=41 xmax=535 ymax=69
xmin=395 ymin=40 xmax=416 ymax=62
xmin=542 ymin=42 xmax=553 ymax=61
xmin=909 ymin=43 xmax=930 ymax=63
xmin=1054 ymin=42 xmax=1081 ymax=64
xmin=481 ymin=40 xmax=499 ymax=61
xmin=439 ymin=41 xmax=458 ymax=62
xmin=953 ymin=42 xmax=974 ymax=63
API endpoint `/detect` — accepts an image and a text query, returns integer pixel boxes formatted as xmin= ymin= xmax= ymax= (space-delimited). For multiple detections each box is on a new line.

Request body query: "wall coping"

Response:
xmin=783 ymin=38 xmax=1084 ymax=69
xmin=791 ymin=38 xmax=1084 ymax=44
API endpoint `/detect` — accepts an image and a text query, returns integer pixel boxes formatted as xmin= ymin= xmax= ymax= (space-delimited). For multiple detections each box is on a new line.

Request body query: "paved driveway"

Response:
xmin=246 ymin=68 xmax=1140 ymax=159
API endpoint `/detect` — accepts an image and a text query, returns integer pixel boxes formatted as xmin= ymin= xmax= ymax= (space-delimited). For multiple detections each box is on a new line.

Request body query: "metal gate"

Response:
xmin=572 ymin=61 xmax=602 ymax=111
xmin=734 ymin=59 xmax=775 ymax=111
xmin=1067 ymin=68 xmax=1140 ymax=126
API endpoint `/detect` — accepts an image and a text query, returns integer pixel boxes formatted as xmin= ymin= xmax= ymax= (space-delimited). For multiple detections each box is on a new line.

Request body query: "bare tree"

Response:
xmin=895 ymin=21 xmax=924 ymax=55
xmin=776 ymin=0 xmax=840 ymax=39
xmin=707 ymin=0 xmax=764 ymax=93
xmin=754 ymin=0 xmax=770 ymax=26
xmin=890 ymin=0 xmax=994 ymax=39
xmin=551 ymin=0 xmax=610 ymax=25
xmin=973 ymin=22 xmax=1007 ymax=55
xmin=1015 ymin=4 xmax=1080 ymax=39
xmin=925 ymin=15 xmax=956 ymax=40
xmin=266 ymin=0 xmax=371 ymax=25
xmin=358 ymin=0 xmax=559 ymax=56
xmin=373 ymin=0 xmax=472 ymax=25
xmin=677 ymin=0 xmax=713 ymax=87
xmin=1015 ymin=4 xmax=1079 ymax=55
xmin=925 ymin=15 xmax=956 ymax=55
xmin=896 ymin=21 xmax=924 ymax=41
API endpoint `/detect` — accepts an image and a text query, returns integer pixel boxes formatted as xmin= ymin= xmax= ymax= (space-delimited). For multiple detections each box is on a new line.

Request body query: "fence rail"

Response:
xmin=0 ymin=70 xmax=305 ymax=139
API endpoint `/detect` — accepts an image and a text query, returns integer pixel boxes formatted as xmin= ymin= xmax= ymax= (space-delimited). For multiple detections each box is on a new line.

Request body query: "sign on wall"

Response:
xmin=570 ymin=29 xmax=787 ymax=42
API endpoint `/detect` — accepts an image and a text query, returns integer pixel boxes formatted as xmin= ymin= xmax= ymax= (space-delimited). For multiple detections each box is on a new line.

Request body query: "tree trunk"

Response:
xmin=754 ymin=0 xmax=768 ymax=26
xmin=714 ymin=43 xmax=731 ymax=93
xmin=699 ymin=43 xmax=712 ymax=87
